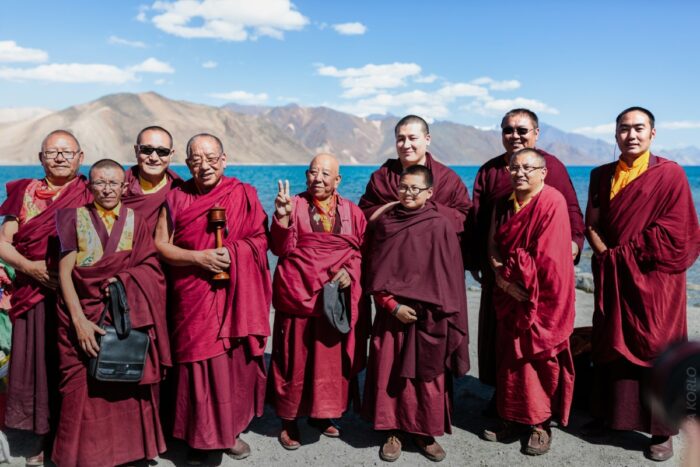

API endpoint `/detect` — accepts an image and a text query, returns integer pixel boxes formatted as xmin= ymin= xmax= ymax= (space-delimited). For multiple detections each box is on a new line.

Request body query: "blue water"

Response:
xmin=2 ymin=165 xmax=699 ymax=304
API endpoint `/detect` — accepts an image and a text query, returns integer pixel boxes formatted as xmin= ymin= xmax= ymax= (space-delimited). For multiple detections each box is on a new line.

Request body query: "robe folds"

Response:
xmin=0 ymin=176 xmax=91 ymax=434
xmin=165 ymin=176 xmax=271 ymax=449
xmin=492 ymin=185 xmax=576 ymax=426
xmin=52 ymin=205 xmax=171 ymax=467
xmin=358 ymin=152 xmax=471 ymax=236
xmin=363 ymin=201 xmax=469 ymax=436
xmin=268 ymin=192 xmax=367 ymax=419
xmin=467 ymin=149 xmax=583 ymax=385
xmin=122 ymin=166 xmax=181 ymax=232
xmin=586 ymin=155 xmax=700 ymax=436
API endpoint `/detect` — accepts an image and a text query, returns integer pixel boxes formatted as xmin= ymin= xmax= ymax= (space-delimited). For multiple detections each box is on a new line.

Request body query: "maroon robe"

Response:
xmin=468 ymin=149 xmax=583 ymax=385
xmin=165 ymin=176 xmax=271 ymax=449
xmin=268 ymin=192 xmax=367 ymax=419
xmin=52 ymin=205 xmax=170 ymax=466
xmin=122 ymin=166 xmax=182 ymax=233
xmin=0 ymin=176 xmax=90 ymax=435
xmin=586 ymin=155 xmax=700 ymax=435
xmin=363 ymin=201 xmax=469 ymax=436
xmin=358 ymin=152 xmax=471 ymax=236
xmin=492 ymin=185 xmax=576 ymax=425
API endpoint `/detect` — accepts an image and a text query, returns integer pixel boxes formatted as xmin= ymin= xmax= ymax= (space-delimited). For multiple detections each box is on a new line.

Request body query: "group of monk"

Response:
xmin=0 ymin=105 xmax=697 ymax=466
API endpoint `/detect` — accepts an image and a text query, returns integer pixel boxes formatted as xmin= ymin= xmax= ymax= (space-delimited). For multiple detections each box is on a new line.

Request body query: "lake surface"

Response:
xmin=2 ymin=164 xmax=699 ymax=304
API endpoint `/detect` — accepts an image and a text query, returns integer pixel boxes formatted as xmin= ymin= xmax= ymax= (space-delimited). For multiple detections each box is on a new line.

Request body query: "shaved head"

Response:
xmin=309 ymin=153 xmax=340 ymax=175
xmin=41 ymin=129 xmax=80 ymax=151
xmin=306 ymin=152 xmax=341 ymax=201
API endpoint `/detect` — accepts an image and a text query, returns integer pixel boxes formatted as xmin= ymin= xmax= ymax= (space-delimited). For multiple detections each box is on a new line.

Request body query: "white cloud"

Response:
xmin=202 ymin=60 xmax=218 ymax=69
xmin=150 ymin=0 xmax=308 ymax=41
xmin=0 ymin=63 xmax=135 ymax=84
xmin=316 ymin=62 xmax=422 ymax=98
xmin=471 ymin=76 xmax=521 ymax=91
xmin=437 ymin=82 xmax=489 ymax=99
xmin=572 ymin=123 xmax=615 ymax=136
xmin=467 ymin=96 xmax=559 ymax=115
xmin=209 ymin=90 xmax=269 ymax=104
xmin=0 ymin=40 xmax=48 ymax=63
xmin=136 ymin=4 xmax=149 ymax=22
xmin=108 ymin=35 xmax=147 ymax=48
xmin=414 ymin=74 xmax=438 ymax=84
xmin=128 ymin=57 xmax=175 ymax=73
xmin=154 ymin=78 xmax=167 ymax=85
xmin=660 ymin=121 xmax=700 ymax=130
xmin=332 ymin=22 xmax=367 ymax=35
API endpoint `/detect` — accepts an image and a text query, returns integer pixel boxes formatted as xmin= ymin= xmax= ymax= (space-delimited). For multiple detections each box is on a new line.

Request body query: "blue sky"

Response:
xmin=1 ymin=0 xmax=698 ymax=149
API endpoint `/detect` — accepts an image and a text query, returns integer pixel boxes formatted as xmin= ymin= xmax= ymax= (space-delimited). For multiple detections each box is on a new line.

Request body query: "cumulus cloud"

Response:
xmin=202 ymin=60 xmax=218 ymax=69
xmin=316 ymin=62 xmax=421 ymax=98
xmin=471 ymin=76 xmax=521 ymax=91
xmin=136 ymin=4 xmax=149 ymax=22
xmin=332 ymin=22 xmax=367 ymax=35
xmin=571 ymin=123 xmax=615 ymax=136
xmin=150 ymin=0 xmax=308 ymax=41
xmin=437 ymin=82 xmax=489 ymax=99
xmin=467 ymin=96 xmax=559 ymax=115
xmin=209 ymin=90 xmax=269 ymax=104
xmin=108 ymin=35 xmax=147 ymax=48
xmin=0 ymin=64 xmax=136 ymax=84
xmin=128 ymin=57 xmax=175 ymax=73
xmin=414 ymin=74 xmax=438 ymax=84
xmin=0 ymin=40 xmax=48 ymax=63
xmin=660 ymin=120 xmax=700 ymax=130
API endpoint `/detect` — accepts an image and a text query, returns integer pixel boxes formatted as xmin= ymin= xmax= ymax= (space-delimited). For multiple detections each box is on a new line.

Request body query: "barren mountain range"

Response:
xmin=0 ymin=92 xmax=697 ymax=165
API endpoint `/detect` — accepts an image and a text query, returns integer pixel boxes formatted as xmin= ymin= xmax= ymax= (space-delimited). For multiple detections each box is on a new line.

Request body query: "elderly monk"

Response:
xmin=52 ymin=158 xmax=170 ymax=466
xmin=358 ymin=114 xmax=470 ymax=237
xmin=268 ymin=153 xmax=367 ymax=449
xmin=467 ymin=108 xmax=583 ymax=393
xmin=0 ymin=130 xmax=90 ymax=465
xmin=480 ymin=148 xmax=575 ymax=456
xmin=585 ymin=107 xmax=700 ymax=462
xmin=363 ymin=165 xmax=469 ymax=463
xmin=122 ymin=126 xmax=181 ymax=232
xmin=155 ymin=133 xmax=271 ymax=463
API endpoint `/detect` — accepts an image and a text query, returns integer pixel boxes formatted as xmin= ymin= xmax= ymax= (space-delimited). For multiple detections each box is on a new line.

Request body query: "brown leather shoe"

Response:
xmin=644 ymin=436 xmax=674 ymax=462
xmin=379 ymin=433 xmax=402 ymax=462
xmin=278 ymin=420 xmax=301 ymax=450
xmin=481 ymin=421 xmax=526 ymax=443
xmin=307 ymin=417 xmax=341 ymax=437
xmin=524 ymin=427 xmax=552 ymax=456
xmin=224 ymin=437 xmax=251 ymax=460
xmin=414 ymin=435 xmax=446 ymax=462
xmin=25 ymin=451 xmax=45 ymax=467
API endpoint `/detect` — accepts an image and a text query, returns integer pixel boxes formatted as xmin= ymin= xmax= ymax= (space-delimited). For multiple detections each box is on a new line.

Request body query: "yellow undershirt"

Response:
xmin=610 ymin=150 xmax=650 ymax=199
xmin=509 ymin=192 xmax=532 ymax=214
xmin=93 ymin=202 xmax=121 ymax=233
xmin=138 ymin=174 xmax=168 ymax=194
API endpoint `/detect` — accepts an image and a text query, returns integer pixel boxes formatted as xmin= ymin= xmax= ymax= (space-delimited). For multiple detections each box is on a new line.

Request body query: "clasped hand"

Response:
xmin=198 ymin=247 xmax=230 ymax=273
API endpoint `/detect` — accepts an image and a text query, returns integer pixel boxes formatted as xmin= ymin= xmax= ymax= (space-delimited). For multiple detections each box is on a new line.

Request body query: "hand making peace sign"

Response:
xmin=275 ymin=179 xmax=293 ymax=223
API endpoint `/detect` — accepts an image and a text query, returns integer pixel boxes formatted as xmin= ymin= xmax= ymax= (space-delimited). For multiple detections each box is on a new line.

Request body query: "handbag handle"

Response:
xmin=96 ymin=280 xmax=132 ymax=338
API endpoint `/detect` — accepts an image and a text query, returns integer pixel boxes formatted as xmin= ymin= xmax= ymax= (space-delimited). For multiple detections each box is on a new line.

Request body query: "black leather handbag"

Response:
xmin=88 ymin=280 xmax=150 ymax=383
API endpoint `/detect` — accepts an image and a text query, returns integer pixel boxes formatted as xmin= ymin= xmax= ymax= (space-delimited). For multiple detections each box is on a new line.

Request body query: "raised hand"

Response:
xmin=274 ymin=179 xmax=293 ymax=223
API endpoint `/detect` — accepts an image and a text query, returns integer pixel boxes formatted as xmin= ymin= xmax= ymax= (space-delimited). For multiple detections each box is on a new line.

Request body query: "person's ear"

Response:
xmin=426 ymin=187 xmax=434 ymax=199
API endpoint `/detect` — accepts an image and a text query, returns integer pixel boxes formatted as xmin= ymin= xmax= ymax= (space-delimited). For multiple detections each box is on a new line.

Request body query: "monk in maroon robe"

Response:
xmin=363 ymin=165 xmax=469 ymax=463
xmin=155 ymin=133 xmax=271 ymax=464
xmin=268 ymin=153 xmax=367 ymax=449
xmin=0 ymin=130 xmax=91 ymax=465
xmin=466 ymin=108 xmax=583 ymax=390
xmin=586 ymin=107 xmax=700 ymax=462
xmin=53 ymin=159 xmax=171 ymax=466
xmin=122 ymin=126 xmax=182 ymax=232
xmin=481 ymin=148 xmax=575 ymax=456
xmin=358 ymin=115 xmax=470 ymax=238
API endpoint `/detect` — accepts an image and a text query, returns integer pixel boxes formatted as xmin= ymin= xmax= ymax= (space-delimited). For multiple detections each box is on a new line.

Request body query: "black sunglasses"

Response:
xmin=138 ymin=145 xmax=172 ymax=158
xmin=502 ymin=127 xmax=534 ymax=136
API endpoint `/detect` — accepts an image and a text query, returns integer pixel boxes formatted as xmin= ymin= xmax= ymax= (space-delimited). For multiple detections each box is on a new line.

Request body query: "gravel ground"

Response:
xmin=5 ymin=288 xmax=699 ymax=466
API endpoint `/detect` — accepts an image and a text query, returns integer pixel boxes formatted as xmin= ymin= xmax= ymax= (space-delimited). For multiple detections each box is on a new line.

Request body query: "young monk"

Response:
xmin=363 ymin=165 xmax=469 ymax=463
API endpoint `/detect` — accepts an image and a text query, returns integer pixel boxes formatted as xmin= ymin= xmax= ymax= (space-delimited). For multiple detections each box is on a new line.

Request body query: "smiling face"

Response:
xmin=89 ymin=166 xmax=125 ymax=210
xmin=501 ymin=113 xmax=540 ymax=156
xmin=395 ymin=122 xmax=430 ymax=168
xmin=39 ymin=132 xmax=84 ymax=185
xmin=509 ymin=150 xmax=547 ymax=196
xmin=616 ymin=110 xmax=656 ymax=160
xmin=306 ymin=153 xmax=341 ymax=201
xmin=398 ymin=173 xmax=433 ymax=210
xmin=134 ymin=128 xmax=173 ymax=180
xmin=186 ymin=135 xmax=226 ymax=192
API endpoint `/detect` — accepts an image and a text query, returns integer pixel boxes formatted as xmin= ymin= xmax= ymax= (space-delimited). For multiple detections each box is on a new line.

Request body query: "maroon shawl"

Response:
xmin=366 ymin=201 xmax=469 ymax=380
xmin=0 ymin=176 xmax=91 ymax=321
xmin=586 ymin=155 xmax=700 ymax=367
xmin=492 ymin=185 xmax=576 ymax=361
xmin=358 ymin=152 xmax=471 ymax=235
xmin=55 ymin=206 xmax=171 ymax=394
xmin=122 ymin=166 xmax=182 ymax=233
xmin=166 ymin=176 xmax=271 ymax=363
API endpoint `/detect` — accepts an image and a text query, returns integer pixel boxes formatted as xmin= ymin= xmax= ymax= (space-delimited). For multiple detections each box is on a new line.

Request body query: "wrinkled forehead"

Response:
xmin=90 ymin=166 xmax=125 ymax=182
xmin=189 ymin=136 xmax=220 ymax=155
xmin=43 ymin=133 xmax=80 ymax=150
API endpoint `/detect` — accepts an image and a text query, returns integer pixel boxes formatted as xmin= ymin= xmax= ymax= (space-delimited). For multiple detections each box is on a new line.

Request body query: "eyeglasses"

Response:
xmin=398 ymin=184 xmax=430 ymax=195
xmin=508 ymin=165 xmax=544 ymax=175
xmin=138 ymin=145 xmax=172 ymax=158
xmin=188 ymin=154 xmax=223 ymax=168
xmin=42 ymin=149 xmax=79 ymax=160
xmin=91 ymin=181 xmax=124 ymax=190
xmin=502 ymin=127 xmax=535 ymax=136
